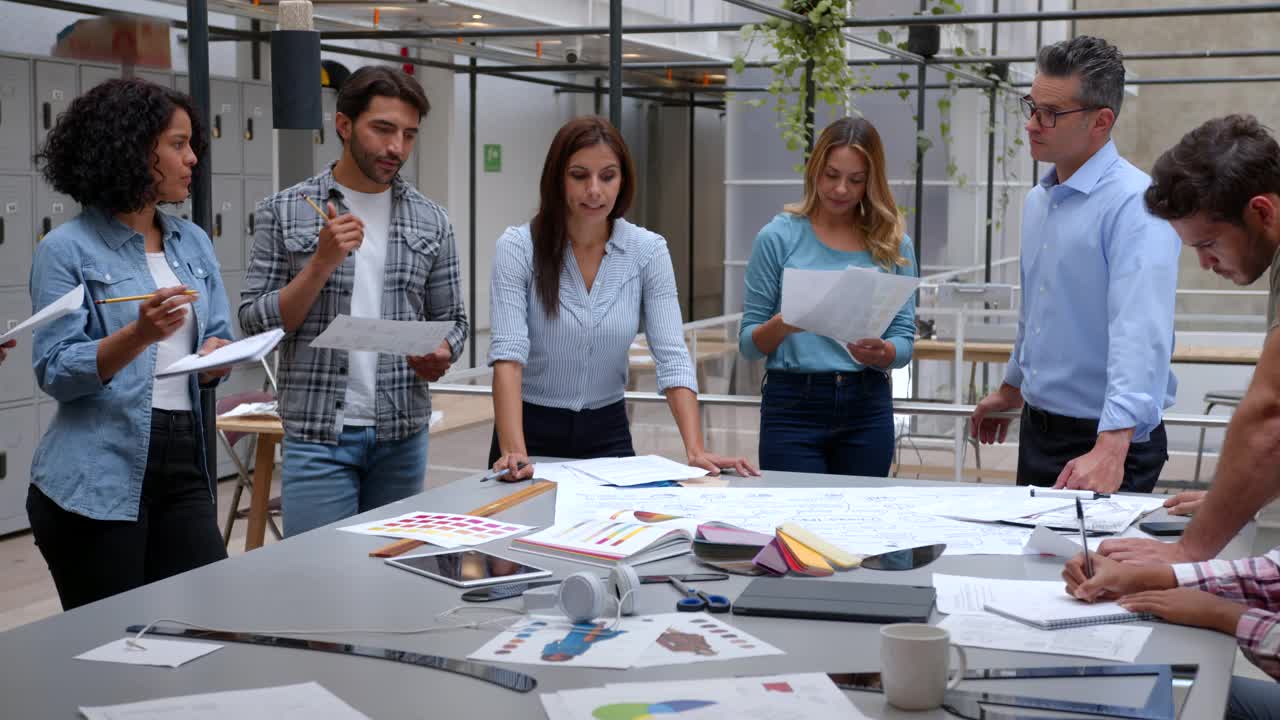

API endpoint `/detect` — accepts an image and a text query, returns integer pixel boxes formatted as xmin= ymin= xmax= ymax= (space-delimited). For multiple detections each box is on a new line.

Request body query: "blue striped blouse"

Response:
xmin=487 ymin=219 xmax=698 ymax=410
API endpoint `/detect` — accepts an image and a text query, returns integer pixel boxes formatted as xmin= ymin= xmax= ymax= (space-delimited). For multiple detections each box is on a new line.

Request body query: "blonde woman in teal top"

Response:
xmin=739 ymin=117 xmax=916 ymax=476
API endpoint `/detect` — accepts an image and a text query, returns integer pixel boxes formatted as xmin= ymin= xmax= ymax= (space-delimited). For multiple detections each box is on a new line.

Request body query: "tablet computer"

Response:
xmin=385 ymin=549 xmax=552 ymax=588
xmin=732 ymin=578 xmax=936 ymax=623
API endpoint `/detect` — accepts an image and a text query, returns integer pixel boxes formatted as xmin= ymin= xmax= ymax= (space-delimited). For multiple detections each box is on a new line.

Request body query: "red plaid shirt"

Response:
xmin=1174 ymin=547 xmax=1280 ymax=679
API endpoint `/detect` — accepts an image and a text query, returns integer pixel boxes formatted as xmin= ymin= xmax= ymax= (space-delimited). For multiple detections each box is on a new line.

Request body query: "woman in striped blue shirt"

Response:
xmin=487 ymin=116 xmax=756 ymax=481
xmin=740 ymin=117 xmax=917 ymax=477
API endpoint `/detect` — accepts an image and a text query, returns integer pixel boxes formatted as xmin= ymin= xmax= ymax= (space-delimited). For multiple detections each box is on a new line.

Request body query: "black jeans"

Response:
xmin=27 ymin=409 xmax=228 ymax=611
xmin=758 ymin=370 xmax=895 ymax=477
xmin=1016 ymin=404 xmax=1168 ymax=493
xmin=488 ymin=399 xmax=636 ymax=466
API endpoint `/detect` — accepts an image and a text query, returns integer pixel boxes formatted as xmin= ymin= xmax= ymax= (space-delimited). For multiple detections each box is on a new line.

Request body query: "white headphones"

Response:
xmin=554 ymin=565 xmax=640 ymax=623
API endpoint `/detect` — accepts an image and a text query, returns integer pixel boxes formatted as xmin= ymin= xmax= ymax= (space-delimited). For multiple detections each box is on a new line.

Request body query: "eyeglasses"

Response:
xmin=1019 ymin=96 xmax=1100 ymax=128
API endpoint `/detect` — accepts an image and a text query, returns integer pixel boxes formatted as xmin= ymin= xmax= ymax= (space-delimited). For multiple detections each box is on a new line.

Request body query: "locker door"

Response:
xmin=211 ymin=176 xmax=243 ymax=271
xmin=242 ymin=177 xmax=273 ymax=272
xmin=34 ymin=178 xmax=76 ymax=242
xmin=0 ymin=289 xmax=34 ymax=403
xmin=313 ymin=87 xmax=340 ymax=172
xmin=0 ymin=55 xmax=33 ymax=172
xmin=0 ymin=404 xmax=36 ymax=534
xmin=209 ymin=78 xmax=242 ymax=175
xmin=241 ymin=82 xmax=273 ymax=177
xmin=138 ymin=70 xmax=172 ymax=88
xmin=34 ymin=60 xmax=77 ymax=150
xmin=0 ymin=175 xmax=32 ymax=288
xmin=79 ymin=64 xmax=118 ymax=94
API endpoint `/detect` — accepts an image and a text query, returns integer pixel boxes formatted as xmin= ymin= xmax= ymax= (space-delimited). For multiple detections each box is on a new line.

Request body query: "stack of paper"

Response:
xmin=157 ymin=328 xmax=284 ymax=378
xmin=541 ymin=673 xmax=866 ymax=720
xmin=562 ymin=456 xmax=709 ymax=486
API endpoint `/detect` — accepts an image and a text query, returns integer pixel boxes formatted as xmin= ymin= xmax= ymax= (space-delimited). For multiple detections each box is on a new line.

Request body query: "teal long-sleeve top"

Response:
xmin=738 ymin=212 xmax=917 ymax=373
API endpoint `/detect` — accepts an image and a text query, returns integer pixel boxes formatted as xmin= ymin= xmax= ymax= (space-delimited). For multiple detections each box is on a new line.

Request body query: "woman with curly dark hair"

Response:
xmin=27 ymin=78 xmax=235 ymax=610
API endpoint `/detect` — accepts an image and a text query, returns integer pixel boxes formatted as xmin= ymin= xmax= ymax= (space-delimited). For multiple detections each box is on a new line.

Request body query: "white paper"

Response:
xmin=1023 ymin=524 xmax=1102 ymax=557
xmin=530 ymin=462 xmax=607 ymax=486
xmin=337 ymin=511 xmax=534 ymax=548
xmin=78 ymin=681 xmax=368 ymax=720
xmin=468 ymin=616 xmax=669 ymax=669
xmin=553 ymin=485 xmax=1037 ymax=557
xmin=939 ymin=613 xmax=1152 ymax=663
xmin=632 ymin=612 xmax=785 ymax=667
xmin=75 ymin=637 xmax=221 ymax=669
xmin=218 ymin=401 xmax=278 ymax=419
xmin=565 ymin=455 xmax=709 ymax=486
xmin=1007 ymin=495 xmax=1167 ymax=534
xmin=157 ymin=329 xmax=284 ymax=378
xmin=932 ymin=573 xmax=1067 ymax=615
xmin=916 ymin=489 xmax=1073 ymax=522
xmin=781 ymin=266 xmax=919 ymax=343
xmin=1 ymin=284 xmax=83 ymax=343
xmin=544 ymin=673 xmax=868 ymax=720
xmin=311 ymin=315 xmax=454 ymax=356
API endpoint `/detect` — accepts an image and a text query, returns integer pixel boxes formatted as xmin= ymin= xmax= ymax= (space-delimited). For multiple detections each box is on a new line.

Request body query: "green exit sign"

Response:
xmin=483 ymin=144 xmax=502 ymax=172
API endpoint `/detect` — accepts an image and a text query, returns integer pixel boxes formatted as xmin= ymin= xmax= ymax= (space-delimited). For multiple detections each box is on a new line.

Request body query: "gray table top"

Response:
xmin=0 ymin=471 xmax=1252 ymax=719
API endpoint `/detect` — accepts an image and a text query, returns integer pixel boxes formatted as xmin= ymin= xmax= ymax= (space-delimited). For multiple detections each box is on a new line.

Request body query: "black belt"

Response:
xmin=1023 ymin=404 xmax=1098 ymax=435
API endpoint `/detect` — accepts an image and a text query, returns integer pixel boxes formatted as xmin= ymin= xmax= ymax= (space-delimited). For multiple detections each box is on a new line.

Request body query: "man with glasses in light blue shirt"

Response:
xmin=969 ymin=36 xmax=1180 ymax=494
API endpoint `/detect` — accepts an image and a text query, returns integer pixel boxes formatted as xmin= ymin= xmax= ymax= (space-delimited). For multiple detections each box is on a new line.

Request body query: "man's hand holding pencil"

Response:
xmin=307 ymin=197 xmax=364 ymax=272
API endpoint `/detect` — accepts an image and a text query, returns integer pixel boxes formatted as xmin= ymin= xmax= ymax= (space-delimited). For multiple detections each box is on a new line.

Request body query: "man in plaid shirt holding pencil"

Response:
xmin=240 ymin=66 xmax=467 ymax=537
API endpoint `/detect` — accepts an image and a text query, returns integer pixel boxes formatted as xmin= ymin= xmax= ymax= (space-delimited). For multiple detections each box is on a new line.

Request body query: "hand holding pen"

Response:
xmin=1076 ymin=497 xmax=1094 ymax=579
xmin=485 ymin=457 xmax=531 ymax=482
xmin=304 ymin=195 xmax=363 ymax=272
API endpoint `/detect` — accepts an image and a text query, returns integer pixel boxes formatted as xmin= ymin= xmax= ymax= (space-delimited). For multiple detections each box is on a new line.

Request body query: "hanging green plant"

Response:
xmin=734 ymin=0 xmax=857 ymax=158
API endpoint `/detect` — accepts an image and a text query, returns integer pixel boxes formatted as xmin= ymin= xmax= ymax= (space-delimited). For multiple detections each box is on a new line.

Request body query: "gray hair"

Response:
xmin=1036 ymin=35 xmax=1125 ymax=116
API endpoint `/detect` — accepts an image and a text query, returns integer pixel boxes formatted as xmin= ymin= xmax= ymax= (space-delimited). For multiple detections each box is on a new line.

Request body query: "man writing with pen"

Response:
xmin=240 ymin=66 xmax=468 ymax=537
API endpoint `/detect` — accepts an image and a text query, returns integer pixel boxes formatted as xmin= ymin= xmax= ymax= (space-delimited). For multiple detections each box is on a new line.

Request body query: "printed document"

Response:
xmin=1 ymin=284 xmax=83 ymax=343
xmin=311 ymin=315 xmax=454 ymax=356
xmin=780 ymin=266 xmax=919 ymax=343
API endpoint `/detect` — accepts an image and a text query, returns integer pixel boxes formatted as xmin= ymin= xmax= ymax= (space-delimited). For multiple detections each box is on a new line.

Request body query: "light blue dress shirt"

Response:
xmin=487 ymin=219 xmax=698 ymax=411
xmin=738 ymin=212 xmax=917 ymax=372
xmin=1004 ymin=140 xmax=1180 ymax=442
xmin=29 ymin=207 xmax=233 ymax=520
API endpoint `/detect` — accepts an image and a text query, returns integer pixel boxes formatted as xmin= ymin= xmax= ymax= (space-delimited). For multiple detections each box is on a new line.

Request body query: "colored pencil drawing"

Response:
xmin=542 ymin=623 xmax=627 ymax=662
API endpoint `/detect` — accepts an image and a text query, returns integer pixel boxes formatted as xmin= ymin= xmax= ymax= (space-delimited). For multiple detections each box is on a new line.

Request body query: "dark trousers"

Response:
xmin=27 ymin=409 xmax=228 ymax=611
xmin=758 ymin=370 xmax=895 ymax=477
xmin=488 ymin=399 xmax=636 ymax=466
xmin=1016 ymin=404 xmax=1168 ymax=493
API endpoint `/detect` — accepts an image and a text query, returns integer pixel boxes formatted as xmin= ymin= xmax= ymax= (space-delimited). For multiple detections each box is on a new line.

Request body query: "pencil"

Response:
xmin=95 ymin=290 xmax=199 ymax=305
xmin=302 ymin=194 xmax=330 ymax=221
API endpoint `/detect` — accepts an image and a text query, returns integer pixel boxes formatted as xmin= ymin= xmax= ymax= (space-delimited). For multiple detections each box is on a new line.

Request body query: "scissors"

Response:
xmin=669 ymin=577 xmax=731 ymax=613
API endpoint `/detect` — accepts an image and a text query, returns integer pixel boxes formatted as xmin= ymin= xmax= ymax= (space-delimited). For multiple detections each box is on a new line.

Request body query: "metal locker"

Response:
xmin=34 ymin=178 xmax=76 ymax=242
xmin=209 ymin=78 xmax=242 ymax=175
xmin=0 ymin=55 xmax=33 ymax=172
xmin=138 ymin=70 xmax=172 ymax=88
xmin=0 ymin=175 xmax=32 ymax=288
xmin=0 ymin=404 xmax=37 ymax=535
xmin=34 ymin=60 xmax=77 ymax=151
xmin=241 ymin=82 xmax=273 ymax=177
xmin=211 ymin=176 xmax=243 ymax=271
xmin=313 ymin=87 xmax=341 ymax=172
xmin=0 ymin=289 xmax=35 ymax=404
xmin=79 ymin=63 xmax=117 ymax=94
xmin=242 ymin=176 xmax=273 ymax=270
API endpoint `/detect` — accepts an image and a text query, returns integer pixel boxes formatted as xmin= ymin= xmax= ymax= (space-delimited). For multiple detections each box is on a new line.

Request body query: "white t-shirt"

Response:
xmin=336 ymin=182 xmax=392 ymax=426
xmin=146 ymin=252 xmax=197 ymax=411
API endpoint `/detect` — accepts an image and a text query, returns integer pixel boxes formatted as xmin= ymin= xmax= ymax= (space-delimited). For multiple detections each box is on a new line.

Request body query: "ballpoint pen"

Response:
xmin=1031 ymin=487 xmax=1110 ymax=500
xmin=1076 ymin=497 xmax=1094 ymax=579
xmin=482 ymin=462 xmax=529 ymax=482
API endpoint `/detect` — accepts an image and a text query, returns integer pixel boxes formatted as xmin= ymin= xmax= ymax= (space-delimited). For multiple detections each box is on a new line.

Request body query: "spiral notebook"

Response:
xmin=984 ymin=595 xmax=1155 ymax=630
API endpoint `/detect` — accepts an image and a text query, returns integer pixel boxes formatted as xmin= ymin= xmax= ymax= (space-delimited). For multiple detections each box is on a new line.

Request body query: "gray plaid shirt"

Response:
xmin=239 ymin=168 xmax=468 ymax=444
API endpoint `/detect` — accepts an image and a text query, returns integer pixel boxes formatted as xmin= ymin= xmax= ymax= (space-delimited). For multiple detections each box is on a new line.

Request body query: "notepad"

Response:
xmin=983 ymin=596 xmax=1155 ymax=630
xmin=156 ymin=329 xmax=284 ymax=378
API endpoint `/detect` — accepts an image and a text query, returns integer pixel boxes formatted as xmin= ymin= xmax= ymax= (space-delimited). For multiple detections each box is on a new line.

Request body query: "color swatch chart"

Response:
xmin=337 ymin=512 xmax=534 ymax=549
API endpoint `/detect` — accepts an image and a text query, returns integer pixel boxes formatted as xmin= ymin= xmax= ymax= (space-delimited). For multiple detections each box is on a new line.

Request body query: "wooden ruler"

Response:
xmin=368 ymin=480 xmax=557 ymax=558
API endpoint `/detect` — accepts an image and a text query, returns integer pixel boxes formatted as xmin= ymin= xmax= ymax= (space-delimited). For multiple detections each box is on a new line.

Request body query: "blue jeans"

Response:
xmin=1228 ymin=676 xmax=1280 ymax=720
xmin=281 ymin=426 xmax=429 ymax=537
xmin=758 ymin=370 xmax=894 ymax=477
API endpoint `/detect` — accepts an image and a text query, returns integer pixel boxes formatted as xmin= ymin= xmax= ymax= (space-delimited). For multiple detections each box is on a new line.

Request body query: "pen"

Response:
xmin=1076 ymin=497 xmax=1094 ymax=579
xmin=482 ymin=462 xmax=528 ymax=482
xmin=1030 ymin=487 xmax=1110 ymax=500
xmin=95 ymin=290 xmax=199 ymax=305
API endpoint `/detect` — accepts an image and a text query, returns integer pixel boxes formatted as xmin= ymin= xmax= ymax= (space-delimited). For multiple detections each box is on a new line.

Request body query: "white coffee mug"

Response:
xmin=880 ymin=623 xmax=968 ymax=711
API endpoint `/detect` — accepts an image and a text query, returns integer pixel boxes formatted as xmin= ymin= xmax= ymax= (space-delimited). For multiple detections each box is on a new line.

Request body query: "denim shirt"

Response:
xmin=29 ymin=206 xmax=233 ymax=521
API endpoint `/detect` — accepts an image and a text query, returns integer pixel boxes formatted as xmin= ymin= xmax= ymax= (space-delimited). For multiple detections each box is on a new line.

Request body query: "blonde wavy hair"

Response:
xmin=784 ymin=117 xmax=908 ymax=270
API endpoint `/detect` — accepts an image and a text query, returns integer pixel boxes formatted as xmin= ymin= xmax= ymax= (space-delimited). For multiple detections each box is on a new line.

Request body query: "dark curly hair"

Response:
xmin=1146 ymin=114 xmax=1280 ymax=226
xmin=35 ymin=78 xmax=207 ymax=214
